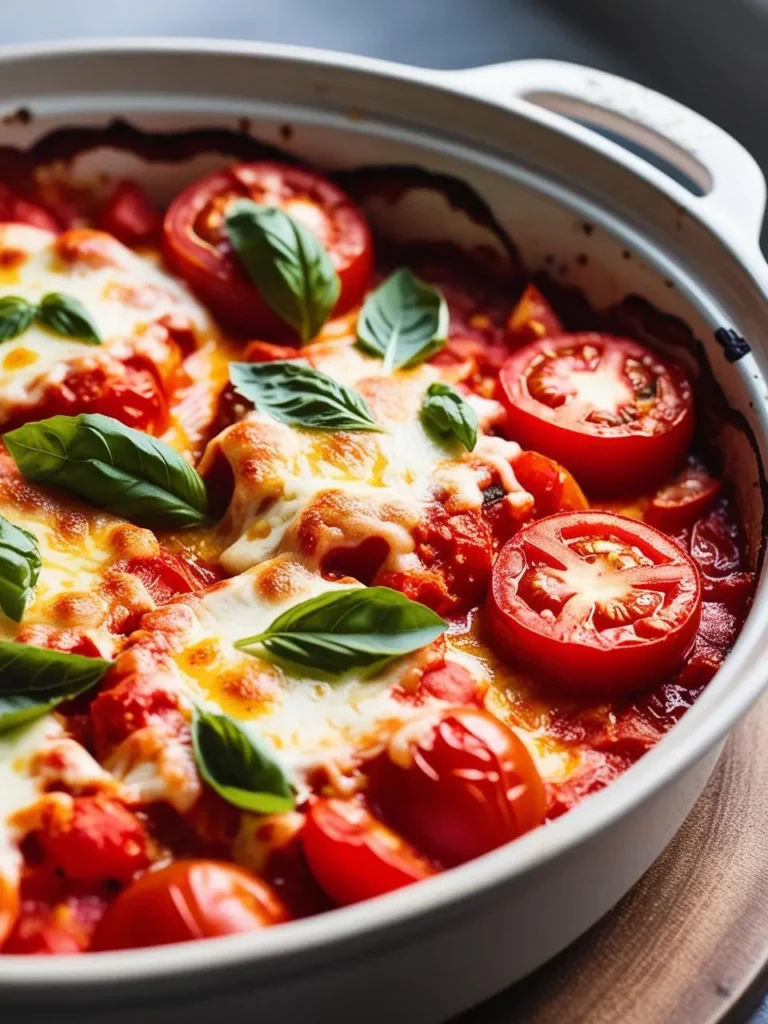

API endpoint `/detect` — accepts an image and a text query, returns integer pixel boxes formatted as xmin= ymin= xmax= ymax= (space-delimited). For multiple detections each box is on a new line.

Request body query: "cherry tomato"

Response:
xmin=114 ymin=550 xmax=221 ymax=606
xmin=12 ymin=624 xmax=102 ymax=658
xmin=27 ymin=363 xmax=168 ymax=434
xmin=513 ymin=450 xmax=588 ymax=518
xmin=37 ymin=796 xmax=151 ymax=885
xmin=368 ymin=708 xmax=546 ymax=868
xmin=506 ymin=284 xmax=562 ymax=343
xmin=487 ymin=510 xmax=702 ymax=694
xmin=92 ymin=860 xmax=287 ymax=950
xmin=0 ymin=183 xmax=59 ymax=232
xmin=647 ymin=460 xmax=721 ymax=532
xmin=163 ymin=161 xmax=373 ymax=337
xmin=97 ymin=180 xmax=161 ymax=247
xmin=89 ymin=675 xmax=187 ymax=758
xmin=498 ymin=334 xmax=694 ymax=494
xmin=302 ymin=798 xmax=435 ymax=906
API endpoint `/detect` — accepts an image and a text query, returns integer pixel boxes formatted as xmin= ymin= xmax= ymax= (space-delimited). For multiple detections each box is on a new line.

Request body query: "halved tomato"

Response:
xmin=368 ymin=707 xmax=546 ymax=868
xmin=302 ymin=798 xmax=435 ymax=906
xmin=163 ymin=161 xmax=373 ymax=337
xmin=498 ymin=334 xmax=694 ymax=494
xmin=92 ymin=860 xmax=287 ymax=950
xmin=97 ymin=180 xmax=161 ymax=248
xmin=487 ymin=510 xmax=702 ymax=695
xmin=0 ymin=183 xmax=59 ymax=232
xmin=512 ymin=450 xmax=588 ymax=519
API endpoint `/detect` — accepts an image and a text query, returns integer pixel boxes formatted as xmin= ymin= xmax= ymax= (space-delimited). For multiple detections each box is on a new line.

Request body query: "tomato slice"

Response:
xmin=487 ymin=510 xmax=702 ymax=694
xmin=302 ymin=798 xmax=435 ymax=906
xmin=97 ymin=180 xmax=161 ymax=248
xmin=498 ymin=334 xmax=694 ymax=494
xmin=647 ymin=460 xmax=721 ymax=532
xmin=163 ymin=161 xmax=374 ymax=338
xmin=368 ymin=707 xmax=546 ymax=868
xmin=92 ymin=860 xmax=287 ymax=950
xmin=506 ymin=284 xmax=562 ymax=343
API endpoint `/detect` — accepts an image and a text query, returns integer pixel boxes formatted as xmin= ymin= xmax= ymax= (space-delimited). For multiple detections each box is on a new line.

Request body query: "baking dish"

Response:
xmin=0 ymin=38 xmax=766 ymax=1024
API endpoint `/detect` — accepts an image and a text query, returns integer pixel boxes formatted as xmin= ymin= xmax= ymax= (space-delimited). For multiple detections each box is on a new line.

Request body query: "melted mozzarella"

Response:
xmin=0 ymin=223 xmax=214 ymax=422
xmin=203 ymin=338 xmax=525 ymax=575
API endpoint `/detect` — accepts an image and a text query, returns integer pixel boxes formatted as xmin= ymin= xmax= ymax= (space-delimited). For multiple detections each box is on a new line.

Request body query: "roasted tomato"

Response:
xmin=97 ymin=180 xmax=161 ymax=248
xmin=0 ymin=183 xmax=59 ymax=232
xmin=163 ymin=161 xmax=373 ymax=337
xmin=368 ymin=708 xmax=546 ymax=868
xmin=487 ymin=510 xmax=702 ymax=695
xmin=36 ymin=797 xmax=151 ymax=885
xmin=92 ymin=860 xmax=287 ymax=950
xmin=115 ymin=550 xmax=221 ymax=606
xmin=26 ymin=363 xmax=168 ymax=434
xmin=3 ymin=890 xmax=107 ymax=955
xmin=506 ymin=284 xmax=562 ymax=343
xmin=0 ymin=876 xmax=20 ymax=947
xmin=513 ymin=450 xmax=588 ymax=518
xmin=302 ymin=799 xmax=435 ymax=906
xmin=647 ymin=459 xmax=721 ymax=532
xmin=498 ymin=334 xmax=694 ymax=494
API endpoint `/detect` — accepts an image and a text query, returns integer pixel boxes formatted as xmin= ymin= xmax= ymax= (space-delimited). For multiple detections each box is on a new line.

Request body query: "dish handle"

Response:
xmin=444 ymin=59 xmax=766 ymax=250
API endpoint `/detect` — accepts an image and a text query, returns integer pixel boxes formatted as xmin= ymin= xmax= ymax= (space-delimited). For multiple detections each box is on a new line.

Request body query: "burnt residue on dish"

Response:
xmin=714 ymin=327 xmax=751 ymax=363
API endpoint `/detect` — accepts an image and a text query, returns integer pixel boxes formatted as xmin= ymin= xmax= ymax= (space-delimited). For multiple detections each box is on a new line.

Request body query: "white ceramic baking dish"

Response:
xmin=0 ymin=38 xmax=766 ymax=1024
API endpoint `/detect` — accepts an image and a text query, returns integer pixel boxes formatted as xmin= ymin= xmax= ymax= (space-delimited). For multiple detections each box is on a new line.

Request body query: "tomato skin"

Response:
xmin=37 ymin=797 xmax=151 ymax=885
xmin=97 ymin=180 xmax=160 ymax=247
xmin=513 ymin=450 xmax=588 ymax=518
xmin=0 ymin=183 xmax=59 ymax=232
xmin=24 ymin=363 xmax=168 ymax=434
xmin=498 ymin=334 xmax=694 ymax=494
xmin=162 ymin=161 xmax=373 ymax=338
xmin=2 ymin=891 xmax=107 ymax=955
xmin=368 ymin=708 xmax=546 ymax=868
xmin=418 ymin=662 xmax=483 ymax=704
xmin=302 ymin=799 xmax=435 ymax=906
xmin=89 ymin=675 xmax=187 ymax=758
xmin=647 ymin=460 xmax=721 ymax=532
xmin=487 ymin=511 xmax=702 ymax=695
xmin=92 ymin=860 xmax=287 ymax=950
xmin=506 ymin=284 xmax=562 ymax=343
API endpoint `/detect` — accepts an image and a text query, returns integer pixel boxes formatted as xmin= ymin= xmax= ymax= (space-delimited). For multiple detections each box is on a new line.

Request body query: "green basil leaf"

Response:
xmin=225 ymin=200 xmax=340 ymax=343
xmin=3 ymin=413 xmax=209 ymax=529
xmin=235 ymin=586 xmax=447 ymax=675
xmin=0 ymin=515 xmax=40 ymax=622
xmin=230 ymin=360 xmax=380 ymax=432
xmin=421 ymin=381 xmax=478 ymax=452
xmin=0 ymin=641 xmax=112 ymax=733
xmin=37 ymin=292 xmax=101 ymax=344
xmin=192 ymin=708 xmax=294 ymax=814
xmin=0 ymin=296 xmax=36 ymax=343
xmin=356 ymin=268 xmax=448 ymax=370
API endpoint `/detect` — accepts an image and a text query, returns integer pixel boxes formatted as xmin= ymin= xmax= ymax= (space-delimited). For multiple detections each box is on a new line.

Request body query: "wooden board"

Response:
xmin=461 ymin=695 xmax=768 ymax=1024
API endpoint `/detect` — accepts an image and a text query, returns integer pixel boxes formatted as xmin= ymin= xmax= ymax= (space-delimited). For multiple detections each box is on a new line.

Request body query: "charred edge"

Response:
xmin=332 ymin=164 xmax=523 ymax=275
xmin=714 ymin=327 xmax=751 ymax=363
xmin=482 ymin=484 xmax=506 ymax=507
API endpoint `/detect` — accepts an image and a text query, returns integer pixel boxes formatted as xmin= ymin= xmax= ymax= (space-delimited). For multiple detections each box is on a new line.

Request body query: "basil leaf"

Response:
xmin=192 ymin=708 xmax=294 ymax=814
xmin=0 ymin=641 xmax=112 ymax=733
xmin=37 ymin=292 xmax=101 ymax=344
xmin=0 ymin=296 xmax=36 ymax=343
xmin=236 ymin=586 xmax=447 ymax=675
xmin=230 ymin=360 xmax=380 ymax=432
xmin=0 ymin=515 xmax=40 ymax=622
xmin=3 ymin=413 xmax=209 ymax=529
xmin=421 ymin=382 xmax=478 ymax=452
xmin=225 ymin=200 xmax=340 ymax=343
xmin=356 ymin=268 xmax=448 ymax=370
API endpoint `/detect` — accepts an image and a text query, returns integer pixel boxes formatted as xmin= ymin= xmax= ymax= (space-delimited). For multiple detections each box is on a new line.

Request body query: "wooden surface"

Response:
xmin=462 ymin=695 xmax=768 ymax=1024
